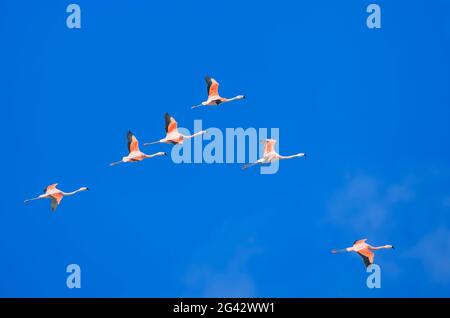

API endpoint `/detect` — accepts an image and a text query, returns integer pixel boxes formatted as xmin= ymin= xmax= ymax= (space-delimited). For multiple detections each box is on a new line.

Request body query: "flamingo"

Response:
xmin=242 ymin=139 xmax=306 ymax=170
xmin=110 ymin=131 xmax=167 ymax=166
xmin=191 ymin=76 xmax=245 ymax=109
xmin=143 ymin=112 xmax=207 ymax=146
xmin=331 ymin=239 xmax=395 ymax=268
xmin=24 ymin=183 xmax=89 ymax=212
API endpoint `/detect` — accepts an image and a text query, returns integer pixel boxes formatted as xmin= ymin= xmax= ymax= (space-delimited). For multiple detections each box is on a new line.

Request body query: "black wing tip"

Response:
xmin=127 ymin=131 xmax=134 ymax=144
xmin=357 ymin=252 xmax=372 ymax=268
xmin=164 ymin=112 xmax=173 ymax=121
xmin=353 ymin=238 xmax=367 ymax=245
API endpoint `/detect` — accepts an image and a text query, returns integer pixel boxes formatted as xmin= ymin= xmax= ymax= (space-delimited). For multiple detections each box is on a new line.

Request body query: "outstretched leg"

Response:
xmin=110 ymin=160 xmax=124 ymax=166
xmin=331 ymin=248 xmax=351 ymax=254
xmin=24 ymin=196 xmax=42 ymax=203
xmin=242 ymin=162 xmax=260 ymax=170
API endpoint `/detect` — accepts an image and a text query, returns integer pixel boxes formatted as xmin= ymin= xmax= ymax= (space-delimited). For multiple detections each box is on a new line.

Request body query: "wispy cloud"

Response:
xmin=405 ymin=227 xmax=450 ymax=284
xmin=326 ymin=174 xmax=415 ymax=235
xmin=443 ymin=196 xmax=450 ymax=208
xmin=183 ymin=246 xmax=262 ymax=297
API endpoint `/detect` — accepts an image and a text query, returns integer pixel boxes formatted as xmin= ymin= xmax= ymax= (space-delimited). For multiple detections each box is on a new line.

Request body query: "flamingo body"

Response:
xmin=144 ymin=113 xmax=206 ymax=146
xmin=242 ymin=139 xmax=306 ymax=170
xmin=110 ymin=131 xmax=167 ymax=166
xmin=24 ymin=183 xmax=89 ymax=212
xmin=332 ymin=238 xmax=394 ymax=268
xmin=192 ymin=76 xmax=245 ymax=109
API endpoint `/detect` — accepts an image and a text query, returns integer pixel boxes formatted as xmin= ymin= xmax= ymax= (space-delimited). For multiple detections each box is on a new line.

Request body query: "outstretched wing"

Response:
xmin=50 ymin=193 xmax=63 ymax=212
xmin=353 ymin=238 xmax=368 ymax=245
xmin=205 ymin=76 xmax=220 ymax=98
xmin=357 ymin=248 xmax=374 ymax=268
xmin=127 ymin=131 xmax=140 ymax=153
xmin=50 ymin=198 xmax=58 ymax=212
xmin=263 ymin=139 xmax=276 ymax=154
xmin=44 ymin=183 xmax=58 ymax=194
xmin=164 ymin=112 xmax=178 ymax=134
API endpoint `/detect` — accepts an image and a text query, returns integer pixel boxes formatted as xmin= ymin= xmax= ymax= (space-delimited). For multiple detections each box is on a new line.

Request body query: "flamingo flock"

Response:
xmin=24 ymin=75 xmax=394 ymax=276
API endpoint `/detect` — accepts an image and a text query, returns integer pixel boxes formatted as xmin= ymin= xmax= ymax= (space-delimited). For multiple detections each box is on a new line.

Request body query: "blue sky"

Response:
xmin=1 ymin=0 xmax=450 ymax=297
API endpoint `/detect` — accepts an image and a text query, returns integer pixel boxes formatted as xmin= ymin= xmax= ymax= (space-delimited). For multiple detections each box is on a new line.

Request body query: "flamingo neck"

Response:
xmin=279 ymin=153 xmax=305 ymax=159
xmin=227 ymin=95 xmax=243 ymax=102
xmin=185 ymin=130 xmax=206 ymax=139
xmin=372 ymin=245 xmax=392 ymax=250
xmin=62 ymin=188 xmax=85 ymax=196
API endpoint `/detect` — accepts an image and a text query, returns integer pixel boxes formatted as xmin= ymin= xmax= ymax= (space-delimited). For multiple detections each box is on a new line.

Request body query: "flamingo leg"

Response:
xmin=242 ymin=162 xmax=260 ymax=170
xmin=110 ymin=160 xmax=124 ymax=166
xmin=143 ymin=141 xmax=161 ymax=146
xmin=24 ymin=196 xmax=41 ymax=203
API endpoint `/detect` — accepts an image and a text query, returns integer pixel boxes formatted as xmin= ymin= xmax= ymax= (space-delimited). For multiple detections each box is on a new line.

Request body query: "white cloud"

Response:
xmin=443 ymin=196 xmax=450 ymax=208
xmin=405 ymin=227 xmax=450 ymax=284
xmin=185 ymin=266 xmax=256 ymax=297
xmin=326 ymin=174 xmax=414 ymax=235
xmin=183 ymin=246 xmax=262 ymax=297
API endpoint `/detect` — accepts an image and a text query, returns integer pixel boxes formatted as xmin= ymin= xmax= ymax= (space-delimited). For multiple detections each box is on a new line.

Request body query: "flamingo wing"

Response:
xmin=357 ymin=248 xmax=374 ymax=268
xmin=50 ymin=193 xmax=63 ymax=212
xmin=264 ymin=139 xmax=276 ymax=154
xmin=164 ymin=112 xmax=178 ymax=134
xmin=353 ymin=238 xmax=368 ymax=245
xmin=127 ymin=131 xmax=140 ymax=153
xmin=205 ymin=76 xmax=220 ymax=98
xmin=44 ymin=183 xmax=58 ymax=194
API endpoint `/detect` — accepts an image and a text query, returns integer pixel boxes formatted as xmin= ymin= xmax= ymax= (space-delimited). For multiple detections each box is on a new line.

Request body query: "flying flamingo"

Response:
xmin=242 ymin=139 xmax=306 ymax=170
xmin=331 ymin=239 xmax=395 ymax=268
xmin=143 ymin=112 xmax=207 ymax=146
xmin=24 ymin=183 xmax=89 ymax=212
xmin=110 ymin=131 xmax=167 ymax=166
xmin=191 ymin=76 xmax=245 ymax=109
